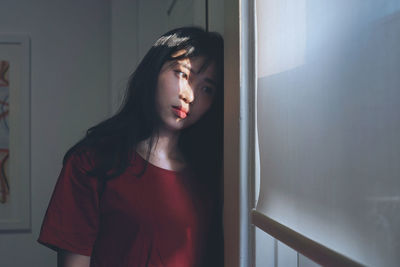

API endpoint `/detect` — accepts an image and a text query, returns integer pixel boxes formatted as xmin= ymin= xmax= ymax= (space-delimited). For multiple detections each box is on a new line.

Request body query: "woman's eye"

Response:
xmin=175 ymin=70 xmax=188 ymax=79
xmin=202 ymin=86 xmax=215 ymax=95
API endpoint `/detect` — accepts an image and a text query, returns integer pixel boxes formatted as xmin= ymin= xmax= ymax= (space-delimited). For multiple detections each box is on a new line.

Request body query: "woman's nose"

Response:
xmin=179 ymin=84 xmax=194 ymax=104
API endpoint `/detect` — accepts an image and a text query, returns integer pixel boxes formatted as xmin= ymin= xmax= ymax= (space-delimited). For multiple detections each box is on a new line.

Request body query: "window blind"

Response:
xmin=253 ymin=1 xmax=400 ymax=266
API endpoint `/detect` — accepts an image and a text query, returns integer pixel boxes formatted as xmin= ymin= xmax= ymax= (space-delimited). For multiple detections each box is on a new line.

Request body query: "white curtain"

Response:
xmin=255 ymin=1 xmax=400 ymax=266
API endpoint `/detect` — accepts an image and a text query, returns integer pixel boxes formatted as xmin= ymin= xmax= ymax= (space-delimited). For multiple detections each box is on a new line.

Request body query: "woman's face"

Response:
xmin=155 ymin=56 xmax=218 ymax=132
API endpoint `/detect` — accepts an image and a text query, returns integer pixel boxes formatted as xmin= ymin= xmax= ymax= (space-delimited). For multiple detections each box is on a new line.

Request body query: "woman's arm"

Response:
xmin=57 ymin=250 xmax=90 ymax=267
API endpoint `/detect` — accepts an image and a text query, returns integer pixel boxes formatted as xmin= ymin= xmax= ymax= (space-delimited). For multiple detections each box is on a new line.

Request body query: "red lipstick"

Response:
xmin=172 ymin=106 xmax=188 ymax=119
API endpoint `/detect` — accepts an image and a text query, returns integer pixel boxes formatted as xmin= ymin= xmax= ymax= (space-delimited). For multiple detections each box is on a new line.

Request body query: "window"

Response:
xmin=252 ymin=1 xmax=400 ymax=266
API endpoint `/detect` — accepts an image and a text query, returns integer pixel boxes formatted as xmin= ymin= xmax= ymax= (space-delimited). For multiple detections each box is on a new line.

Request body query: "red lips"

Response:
xmin=172 ymin=106 xmax=188 ymax=119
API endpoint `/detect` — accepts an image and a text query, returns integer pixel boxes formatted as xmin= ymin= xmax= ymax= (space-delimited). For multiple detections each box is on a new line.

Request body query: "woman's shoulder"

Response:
xmin=63 ymin=143 xmax=100 ymax=172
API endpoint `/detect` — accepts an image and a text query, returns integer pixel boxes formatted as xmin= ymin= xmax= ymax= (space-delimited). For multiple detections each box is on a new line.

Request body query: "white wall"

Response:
xmin=0 ymin=1 xmax=110 ymax=266
xmin=111 ymin=0 xmax=139 ymax=112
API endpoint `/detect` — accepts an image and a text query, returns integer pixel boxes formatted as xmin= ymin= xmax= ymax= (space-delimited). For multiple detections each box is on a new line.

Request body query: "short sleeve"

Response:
xmin=38 ymin=150 xmax=100 ymax=256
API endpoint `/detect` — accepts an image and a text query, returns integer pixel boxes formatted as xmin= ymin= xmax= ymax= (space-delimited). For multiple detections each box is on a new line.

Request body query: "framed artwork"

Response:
xmin=0 ymin=34 xmax=30 ymax=230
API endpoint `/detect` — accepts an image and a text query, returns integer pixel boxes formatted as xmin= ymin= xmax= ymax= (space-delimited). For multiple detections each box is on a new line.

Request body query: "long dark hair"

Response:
xmin=64 ymin=27 xmax=223 ymax=182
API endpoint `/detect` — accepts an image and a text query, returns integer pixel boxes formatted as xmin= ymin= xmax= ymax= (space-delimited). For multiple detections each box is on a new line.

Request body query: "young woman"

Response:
xmin=38 ymin=27 xmax=224 ymax=267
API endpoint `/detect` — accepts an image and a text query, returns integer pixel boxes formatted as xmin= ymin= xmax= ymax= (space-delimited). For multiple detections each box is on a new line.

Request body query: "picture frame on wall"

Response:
xmin=0 ymin=34 xmax=31 ymax=230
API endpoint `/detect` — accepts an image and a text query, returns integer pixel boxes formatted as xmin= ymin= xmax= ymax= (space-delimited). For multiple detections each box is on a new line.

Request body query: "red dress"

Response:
xmin=38 ymin=150 xmax=212 ymax=267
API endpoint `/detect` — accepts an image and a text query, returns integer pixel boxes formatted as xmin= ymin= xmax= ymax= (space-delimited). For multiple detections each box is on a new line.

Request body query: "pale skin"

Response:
xmin=58 ymin=56 xmax=217 ymax=266
xmin=137 ymin=55 xmax=217 ymax=171
xmin=57 ymin=250 xmax=90 ymax=267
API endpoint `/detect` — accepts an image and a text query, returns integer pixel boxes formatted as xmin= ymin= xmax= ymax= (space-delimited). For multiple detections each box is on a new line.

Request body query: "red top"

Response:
xmin=38 ymin=150 xmax=212 ymax=267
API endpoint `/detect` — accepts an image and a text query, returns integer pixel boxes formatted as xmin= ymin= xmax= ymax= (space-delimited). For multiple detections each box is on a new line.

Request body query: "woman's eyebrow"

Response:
xmin=205 ymin=78 xmax=217 ymax=87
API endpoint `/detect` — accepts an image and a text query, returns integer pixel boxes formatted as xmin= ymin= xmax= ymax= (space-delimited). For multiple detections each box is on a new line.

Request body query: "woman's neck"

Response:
xmin=136 ymin=129 xmax=186 ymax=171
